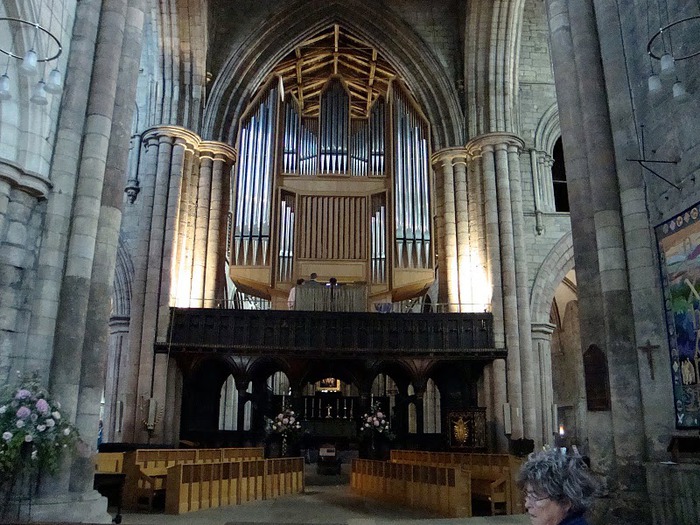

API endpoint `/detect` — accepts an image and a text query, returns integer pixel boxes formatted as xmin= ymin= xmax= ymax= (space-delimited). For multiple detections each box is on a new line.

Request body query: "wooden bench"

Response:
xmin=102 ymin=447 xmax=265 ymax=511
xmin=351 ymin=458 xmax=472 ymax=518
xmin=389 ymin=450 xmax=521 ymax=515
xmin=164 ymin=458 xmax=304 ymax=514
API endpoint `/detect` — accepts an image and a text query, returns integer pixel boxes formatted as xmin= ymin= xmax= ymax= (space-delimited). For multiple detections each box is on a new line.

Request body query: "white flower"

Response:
xmin=30 ymin=413 xmax=38 ymax=422
xmin=24 ymin=434 xmax=33 ymax=442
xmin=16 ymin=420 xmax=25 ymax=428
xmin=0 ymin=405 xmax=6 ymax=414
xmin=289 ymin=417 xmax=295 ymax=424
xmin=282 ymin=418 xmax=289 ymax=424
xmin=2 ymin=431 xmax=12 ymax=441
xmin=31 ymin=450 xmax=38 ymax=460
xmin=52 ymin=411 xmax=61 ymax=420
xmin=366 ymin=416 xmax=372 ymax=423
xmin=45 ymin=419 xmax=55 ymax=427
xmin=37 ymin=424 xmax=46 ymax=432
xmin=63 ymin=428 xmax=70 ymax=436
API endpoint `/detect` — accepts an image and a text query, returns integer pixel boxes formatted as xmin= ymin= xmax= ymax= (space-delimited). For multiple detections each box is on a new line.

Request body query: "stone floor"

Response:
xmin=117 ymin=464 xmax=530 ymax=525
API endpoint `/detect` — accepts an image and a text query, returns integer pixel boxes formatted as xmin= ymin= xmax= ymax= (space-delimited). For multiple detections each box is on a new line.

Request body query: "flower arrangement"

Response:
xmin=360 ymin=402 xmax=393 ymax=438
xmin=265 ymin=406 xmax=302 ymax=436
xmin=0 ymin=373 xmax=78 ymax=479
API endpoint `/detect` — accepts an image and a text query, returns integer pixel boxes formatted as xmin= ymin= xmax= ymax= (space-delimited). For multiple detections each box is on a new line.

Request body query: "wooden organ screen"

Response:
xmin=298 ymin=196 xmax=367 ymax=260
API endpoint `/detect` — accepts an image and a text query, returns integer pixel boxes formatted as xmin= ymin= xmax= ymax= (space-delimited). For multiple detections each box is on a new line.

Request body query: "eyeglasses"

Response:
xmin=523 ymin=490 xmax=550 ymax=504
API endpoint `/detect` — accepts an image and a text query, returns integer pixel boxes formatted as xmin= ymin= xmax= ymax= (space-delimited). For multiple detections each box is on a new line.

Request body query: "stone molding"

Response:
xmin=430 ymin=147 xmax=468 ymax=167
xmin=531 ymin=322 xmax=557 ymax=338
xmin=0 ymin=159 xmax=53 ymax=199
xmin=141 ymin=126 xmax=237 ymax=162
xmin=466 ymin=132 xmax=526 ymax=158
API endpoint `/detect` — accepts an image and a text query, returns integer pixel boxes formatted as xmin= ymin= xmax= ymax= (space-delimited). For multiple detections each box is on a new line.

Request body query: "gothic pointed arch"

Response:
xmin=534 ymin=103 xmax=561 ymax=155
xmin=529 ymin=231 xmax=575 ymax=323
xmin=203 ymin=0 xmax=463 ymax=149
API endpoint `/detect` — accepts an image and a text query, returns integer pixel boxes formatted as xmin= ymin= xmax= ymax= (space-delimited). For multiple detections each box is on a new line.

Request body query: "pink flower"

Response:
xmin=15 ymin=389 xmax=31 ymax=400
xmin=36 ymin=399 xmax=50 ymax=414
xmin=16 ymin=406 xmax=31 ymax=419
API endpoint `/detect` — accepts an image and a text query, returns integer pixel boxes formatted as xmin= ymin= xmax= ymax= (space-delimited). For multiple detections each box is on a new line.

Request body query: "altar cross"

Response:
xmin=638 ymin=339 xmax=660 ymax=380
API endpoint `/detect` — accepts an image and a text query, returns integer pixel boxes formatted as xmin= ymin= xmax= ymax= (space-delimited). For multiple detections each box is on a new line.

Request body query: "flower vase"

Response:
xmin=281 ymin=434 xmax=288 ymax=457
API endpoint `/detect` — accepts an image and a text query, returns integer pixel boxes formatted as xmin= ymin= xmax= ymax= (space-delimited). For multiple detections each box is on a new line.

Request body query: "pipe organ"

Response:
xmin=229 ymin=75 xmax=434 ymax=305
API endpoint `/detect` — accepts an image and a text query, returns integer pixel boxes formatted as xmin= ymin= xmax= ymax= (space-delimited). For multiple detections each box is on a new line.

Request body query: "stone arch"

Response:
xmin=203 ymin=0 xmax=463 ymax=150
xmin=529 ymin=231 xmax=575 ymax=323
xmin=534 ymin=103 xmax=561 ymax=155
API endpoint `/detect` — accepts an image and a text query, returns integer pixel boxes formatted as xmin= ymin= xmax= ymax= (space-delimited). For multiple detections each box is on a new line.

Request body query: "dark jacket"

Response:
xmin=560 ymin=511 xmax=588 ymax=525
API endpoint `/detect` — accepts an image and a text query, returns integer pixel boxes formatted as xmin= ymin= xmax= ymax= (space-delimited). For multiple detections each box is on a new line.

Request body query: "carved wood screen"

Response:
xmin=298 ymin=195 xmax=367 ymax=260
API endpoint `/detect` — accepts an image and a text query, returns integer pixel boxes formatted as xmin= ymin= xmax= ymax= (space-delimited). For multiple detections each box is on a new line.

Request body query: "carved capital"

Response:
xmin=465 ymin=132 xmax=525 ymax=158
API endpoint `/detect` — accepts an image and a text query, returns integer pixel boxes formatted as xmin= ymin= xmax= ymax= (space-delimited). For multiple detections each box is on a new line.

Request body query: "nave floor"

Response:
xmin=119 ymin=465 xmax=530 ymax=525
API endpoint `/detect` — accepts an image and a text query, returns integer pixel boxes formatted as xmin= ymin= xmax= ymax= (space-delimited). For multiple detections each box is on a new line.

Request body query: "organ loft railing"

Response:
xmin=229 ymin=31 xmax=434 ymax=304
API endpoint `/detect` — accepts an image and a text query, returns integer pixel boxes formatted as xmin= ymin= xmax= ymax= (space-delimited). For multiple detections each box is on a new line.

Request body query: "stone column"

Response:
xmin=25 ymin=0 xmax=100 ymax=383
xmin=507 ymin=141 xmax=537 ymax=442
xmin=201 ymin=143 xmax=236 ymax=308
xmin=190 ymin=156 xmax=213 ymax=307
xmin=453 ymin=155 xmax=472 ymax=311
xmin=532 ymin=323 xmax=556 ymax=446
xmin=119 ymin=130 xmax=163 ymax=441
xmin=466 ymin=132 xmax=535 ymax=442
xmin=71 ymin=0 xmax=147 ymax=493
xmin=546 ymin=0 xmax=647 ymax=519
xmin=431 ymin=149 xmax=461 ymax=310
xmin=148 ymin=128 xmax=200 ymax=443
xmin=467 ymin=155 xmax=489 ymax=311
xmin=120 ymin=126 xmax=201 ymax=443
xmin=467 ymin=142 xmax=504 ymax=348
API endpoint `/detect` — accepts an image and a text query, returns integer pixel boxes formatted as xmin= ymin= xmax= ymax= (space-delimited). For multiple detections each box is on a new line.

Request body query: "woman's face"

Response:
xmin=524 ymin=484 xmax=571 ymax=525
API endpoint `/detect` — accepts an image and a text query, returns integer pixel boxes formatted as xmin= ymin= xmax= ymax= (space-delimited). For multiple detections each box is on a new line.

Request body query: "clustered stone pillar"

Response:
xmin=432 ymin=149 xmax=460 ymax=310
xmin=115 ymin=127 xmax=235 ymax=444
xmin=465 ymin=133 xmax=537 ymax=444
xmin=546 ymin=0 xmax=647 ymax=519
xmin=432 ymin=147 xmax=486 ymax=313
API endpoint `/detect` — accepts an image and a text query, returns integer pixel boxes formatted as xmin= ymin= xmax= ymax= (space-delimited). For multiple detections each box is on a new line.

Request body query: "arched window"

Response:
xmin=219 ymin=375 xmax=238 ymax=430
xmin=423 ymin=378 xmax=441 ymax=433
xmin=583 ymin=345 xmax=611 ymax=411
xmin=552 ymin=137 xmax=569 ymax=212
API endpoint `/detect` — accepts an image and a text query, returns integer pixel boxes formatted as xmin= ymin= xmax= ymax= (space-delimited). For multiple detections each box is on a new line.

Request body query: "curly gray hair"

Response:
xmin=517 ymin=448 xmax=599 ymax=513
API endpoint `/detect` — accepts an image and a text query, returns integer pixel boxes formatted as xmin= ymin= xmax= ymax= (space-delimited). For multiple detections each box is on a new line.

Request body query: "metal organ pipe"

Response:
xmin=234 ymin=84 xmax=278 ymax=267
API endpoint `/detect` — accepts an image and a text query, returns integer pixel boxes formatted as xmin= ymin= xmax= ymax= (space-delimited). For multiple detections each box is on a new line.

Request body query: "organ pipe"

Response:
xmin=233 ymin=82 xmax=278 ymax=266
xmin=392 ymin=84 xmax=431 ymax=269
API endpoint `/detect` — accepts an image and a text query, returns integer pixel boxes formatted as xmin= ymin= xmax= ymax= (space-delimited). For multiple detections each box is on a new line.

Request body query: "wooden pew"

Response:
xmin=95 ymin=452 xmax=124 ymax=474
xmin=389 ymin=450 xmax=522 ymax=515
xmin=116 ymin=447 xmax=264 ymax=511
xmin=165 ymin=458 xmax=304 ymax=515
xmin=351 ymin=458 xmax=471 ymax=518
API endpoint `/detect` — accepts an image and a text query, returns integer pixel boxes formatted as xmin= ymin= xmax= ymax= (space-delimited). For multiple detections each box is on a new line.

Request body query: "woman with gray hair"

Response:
xmin=518 ymin=448 xmax=599 ymax=525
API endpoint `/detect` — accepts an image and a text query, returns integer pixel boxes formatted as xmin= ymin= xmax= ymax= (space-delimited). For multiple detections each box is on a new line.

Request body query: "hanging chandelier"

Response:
xmin=0 ymin=1 xmax=64 ymax=104
xmin=646 ymin=15 xmax=700 ymax=99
